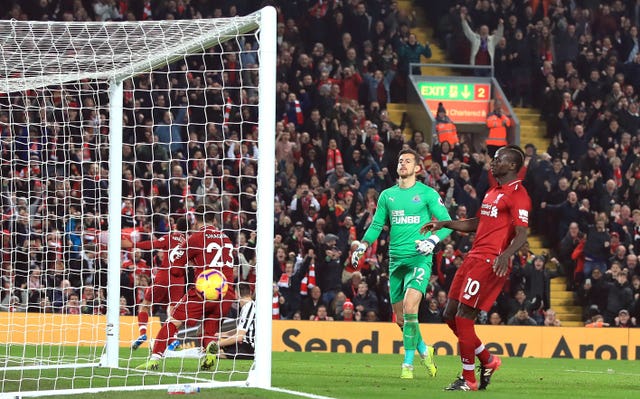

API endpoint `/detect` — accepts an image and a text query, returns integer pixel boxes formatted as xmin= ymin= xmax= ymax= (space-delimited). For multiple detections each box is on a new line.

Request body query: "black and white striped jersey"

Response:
xmin=237 ymin=299 xmax=256 ymax=348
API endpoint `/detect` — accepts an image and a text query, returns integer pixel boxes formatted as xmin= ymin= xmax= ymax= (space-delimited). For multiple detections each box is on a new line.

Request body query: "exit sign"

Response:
xmin=418 ymin=82 xmax=491 ymax=101
xmin=417 ymin=81 xmax=492 ymax=123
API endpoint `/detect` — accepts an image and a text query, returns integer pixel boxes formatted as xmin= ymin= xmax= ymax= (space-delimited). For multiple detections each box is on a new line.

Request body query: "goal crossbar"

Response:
xmin=0 ymin=16 xmax=259 ymax=92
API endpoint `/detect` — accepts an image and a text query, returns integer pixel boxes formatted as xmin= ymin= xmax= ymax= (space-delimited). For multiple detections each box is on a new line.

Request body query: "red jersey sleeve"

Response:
xmin=135 ymin=237 xmax=169 ymax=251
xmin=508 ymin=183 xmax=531 ymax=228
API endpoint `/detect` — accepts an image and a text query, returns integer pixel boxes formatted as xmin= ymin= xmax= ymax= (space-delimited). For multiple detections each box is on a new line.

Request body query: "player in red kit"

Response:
xmin=137 ymin=205 xmax=236 ymax=371
xmin=123 ymin=217 xmax=189 ymax=350
xmin=420 ymin=145 xmax=531 ymax=391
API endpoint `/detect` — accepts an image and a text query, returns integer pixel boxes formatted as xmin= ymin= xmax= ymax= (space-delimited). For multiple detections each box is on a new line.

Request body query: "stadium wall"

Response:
xmin=0 ymin=313 xmax=161 ymax=347
xmin=273 ymin=321 xmax=640 ymax=360
xmin=3 ymin=315 xmax=638 ymax=359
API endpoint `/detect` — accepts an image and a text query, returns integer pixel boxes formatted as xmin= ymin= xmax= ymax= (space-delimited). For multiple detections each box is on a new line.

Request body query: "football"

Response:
xmin=195 ymin=269 xmax=228 ymax=300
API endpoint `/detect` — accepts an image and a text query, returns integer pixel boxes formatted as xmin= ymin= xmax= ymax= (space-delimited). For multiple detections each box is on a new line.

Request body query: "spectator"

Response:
xmin=485 ymin=100 xmax=511 ymax=156
xmin=397 ymin=33 xmax=432 ymax=76
xmin=558 ymin=222 xmax=584 ymax=289
xmin=577 ymin=268 xmax=608 ymax=321
xmin=509 ymin=29 xmax=534 ymax=107
xmin=543 ymin=309 xmax=562 ymax=327
xmin=582 ymin=217 xmax=612 ymax=277
xmin=613 ymin=308 xmax=637 ymax=327
xmin=310 ymin=304 xmax=334 ymax=321
xmin=486 ymin=311 xmax=502 ymax=325
xmin=506 ymin=289 xmax=533 ymax=320
xmin=352 ymin=281 xmax=378 ymax=317
xmin=421 ymin=298 xmax=443 ymax=324
xmin=336 ymin=299 xmax=357 ymax=321
xmin=63 ymin=293 xmax=81 ymax=315
xmin=507 ymin=307 xmax=538 ymax=326
xmin=300 ymin=285 xmax=326 ymax=321
xmin=585 ymin=314 xmax=609 ymax=327
xmin=433 ymin=103 xmax=459 ymax=148
xmin=604 ymin=270 xmax=634 ymax=324
xmin=512 ymin=255 xmax=553 ymax=315
xmin=460 ymin=7 xmax=504 ymax=76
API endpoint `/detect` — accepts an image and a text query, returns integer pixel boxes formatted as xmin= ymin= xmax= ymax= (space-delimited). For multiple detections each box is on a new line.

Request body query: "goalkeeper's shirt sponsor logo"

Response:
xmin=391 ymin=210 xmax=421 ymax=225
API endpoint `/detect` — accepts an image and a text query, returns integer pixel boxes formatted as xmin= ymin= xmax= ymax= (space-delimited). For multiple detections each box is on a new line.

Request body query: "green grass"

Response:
xmin=3 ymin=350 xmax=640 ymax=399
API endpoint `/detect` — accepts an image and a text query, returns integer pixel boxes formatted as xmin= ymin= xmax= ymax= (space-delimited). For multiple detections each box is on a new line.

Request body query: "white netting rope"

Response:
xmin=0 ymin=8 xmax=271 ymax=396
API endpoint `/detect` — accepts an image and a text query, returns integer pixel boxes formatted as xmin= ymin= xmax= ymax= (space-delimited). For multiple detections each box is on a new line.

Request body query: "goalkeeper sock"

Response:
xmin=403 ymin=313 xmax=419 ymax=365
xmin=138 ymin=310 xmax=149 ymax=335
xmin=414 ymin=321 xmax=427 ymax=356
xmin=151 ymin=322 xmax=178 ymax=357
xmin=417 ymin=340 xmax=427 ymax=357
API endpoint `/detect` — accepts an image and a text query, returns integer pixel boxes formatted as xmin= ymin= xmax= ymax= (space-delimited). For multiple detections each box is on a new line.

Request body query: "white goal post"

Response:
xmin=0 ymin=6 xmax=275 ymax=397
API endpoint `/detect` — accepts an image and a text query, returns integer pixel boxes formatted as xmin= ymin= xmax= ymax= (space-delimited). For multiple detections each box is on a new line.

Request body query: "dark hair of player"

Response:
xmin=175 ymin=216 xmax=189 ymax=233
xmin=238 ymin=282 xmax=253 ymax=298
xmin=503 ymin=144 xmax=525 ymax=171
xmin=194 ymin=204 xmax=216 ymax=223
xmin=398 ymin=148 xmax=419 ymax=161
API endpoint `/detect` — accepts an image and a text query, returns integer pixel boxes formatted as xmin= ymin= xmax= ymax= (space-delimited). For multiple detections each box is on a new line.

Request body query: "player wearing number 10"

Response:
xmin=420 ymin=145 xmax=531 ymax=391
xmin=138 ymin=205 xmax=236 ymax=371
xmin=352 ymin=149 xmax=452 ymax=379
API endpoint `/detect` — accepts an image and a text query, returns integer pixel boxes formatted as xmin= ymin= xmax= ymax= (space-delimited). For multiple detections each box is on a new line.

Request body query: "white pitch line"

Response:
xmin=267 ymin=386 xmax=338 ymax=399
xmin=564 ymin=369 xmax=640 ymax=377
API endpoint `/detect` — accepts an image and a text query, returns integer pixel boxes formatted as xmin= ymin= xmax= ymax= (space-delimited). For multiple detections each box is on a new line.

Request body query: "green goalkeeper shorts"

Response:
xmin=388 ymin=254 xmax=432 ymax=304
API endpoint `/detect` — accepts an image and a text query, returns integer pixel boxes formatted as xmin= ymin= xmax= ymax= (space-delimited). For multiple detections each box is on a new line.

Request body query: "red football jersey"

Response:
xmin=186 ymin=225 xmax=234 ymax=283
xmin=470 ymin=179 xmax=531 ymax=257
xmin=135 ymin=232 xmax=187 ymax=277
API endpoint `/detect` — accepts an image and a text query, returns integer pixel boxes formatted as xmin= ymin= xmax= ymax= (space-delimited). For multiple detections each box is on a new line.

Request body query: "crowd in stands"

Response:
xmin=1 ymin=0 xmax=639 ymax=328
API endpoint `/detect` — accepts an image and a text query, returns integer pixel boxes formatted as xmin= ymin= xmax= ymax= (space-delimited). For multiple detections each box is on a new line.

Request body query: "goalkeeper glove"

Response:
xmin=351 ymin=243 xmax=367 ymax=268
xmin=415 ymin=235 xmax=440 ymax=256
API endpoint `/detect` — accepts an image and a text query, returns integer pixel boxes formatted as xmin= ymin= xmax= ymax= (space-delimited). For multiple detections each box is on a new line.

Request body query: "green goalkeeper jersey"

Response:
xmin=362 ymin=181 xmax=452 ymax=260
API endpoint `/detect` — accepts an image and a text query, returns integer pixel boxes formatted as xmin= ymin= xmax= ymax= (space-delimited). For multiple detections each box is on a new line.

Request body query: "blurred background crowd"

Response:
xmin=0 ymin=0 xmax=639 ymax=329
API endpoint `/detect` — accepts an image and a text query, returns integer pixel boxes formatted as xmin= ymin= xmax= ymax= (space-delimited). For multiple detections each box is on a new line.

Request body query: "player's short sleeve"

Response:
xmin=136 ymin=237 xmax=167 ymax=251
xmin=509 ymin=186 xmax=531 ymax=227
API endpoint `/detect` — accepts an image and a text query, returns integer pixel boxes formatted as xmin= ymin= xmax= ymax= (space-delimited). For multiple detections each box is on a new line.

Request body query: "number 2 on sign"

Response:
xmin=463 ymin=278 xmax=480 ymax=299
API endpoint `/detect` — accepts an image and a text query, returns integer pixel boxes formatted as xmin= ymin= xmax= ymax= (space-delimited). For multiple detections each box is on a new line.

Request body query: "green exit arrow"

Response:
xmin=461 ymin=85 xmax=471 ymax=99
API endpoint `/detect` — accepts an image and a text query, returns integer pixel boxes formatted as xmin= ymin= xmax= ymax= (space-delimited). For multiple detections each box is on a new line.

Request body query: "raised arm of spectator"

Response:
xmin=492 ymin=19 xmax=504 ymax=42
xmin=460 ymin=12 xmax=477 ymax=41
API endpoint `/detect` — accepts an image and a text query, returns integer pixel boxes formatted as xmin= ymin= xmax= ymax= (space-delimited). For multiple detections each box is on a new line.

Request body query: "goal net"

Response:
xmin=0 ymin=7 xmax=275 ymax=397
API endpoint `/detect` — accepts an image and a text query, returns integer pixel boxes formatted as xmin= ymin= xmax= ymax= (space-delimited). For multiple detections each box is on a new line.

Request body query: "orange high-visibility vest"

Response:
xmin=435 ymin=121 xmax=459 ymax=146
xmin=486 ymin=114 xmax=510 ymax=146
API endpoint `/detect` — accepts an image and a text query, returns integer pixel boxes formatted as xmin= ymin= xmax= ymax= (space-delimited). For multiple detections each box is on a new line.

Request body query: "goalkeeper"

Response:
xmin=352 ymin=148 xmax=452 ymax=379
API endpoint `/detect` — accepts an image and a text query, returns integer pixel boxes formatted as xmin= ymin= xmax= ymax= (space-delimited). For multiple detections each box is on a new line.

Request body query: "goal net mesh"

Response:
xmin=0 ymin=11 xmax=270 ymax=396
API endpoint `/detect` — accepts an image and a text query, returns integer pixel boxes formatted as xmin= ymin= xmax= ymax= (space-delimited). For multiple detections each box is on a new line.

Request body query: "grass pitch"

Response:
xmin=2 ymin=349 xmax=639 ymax=399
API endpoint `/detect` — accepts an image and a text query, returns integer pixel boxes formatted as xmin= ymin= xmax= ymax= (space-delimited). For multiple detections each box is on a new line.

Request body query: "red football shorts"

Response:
xmin=144 ymin=272 xmax=186 ymax=306
xmin=449 ymin=254 xmax=509 ymax=312
xmin=170 ymin=287 xmax=235 ymax=329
